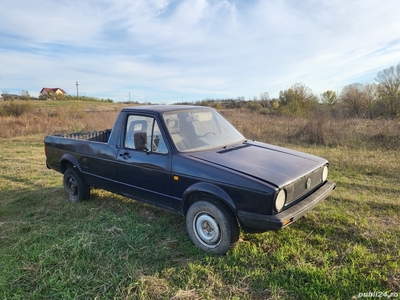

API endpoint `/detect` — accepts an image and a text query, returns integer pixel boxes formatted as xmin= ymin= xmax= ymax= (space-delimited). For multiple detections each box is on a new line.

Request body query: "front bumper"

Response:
xmin=238 ymin=180 xmax=336 ymax=232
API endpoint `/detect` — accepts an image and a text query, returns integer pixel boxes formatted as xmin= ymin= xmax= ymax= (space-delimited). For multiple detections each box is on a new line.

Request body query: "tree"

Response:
xmin=260 ymin=92 xmax=269 ymax=100
xmin=362 ymin=83 xmax=378 ymax=119
xmin=1 ymin=90 xmax=9 ymax=100
xmin=321 ymin=90 xmax=338 ymax=106
xmin=259 ymin=91 xmax=270 ymax=108
xmin=340 ymin=83 xmax=365 ymax=118
xmin=279 ymin=83 xmax=318 ymax=115
xmin=20 ymin=90 xmax=30 ymax=100
xmin=375 ymin=62 xmax=400 ymax=118
xmin=339 ymin=83 xmax=378 ymax=118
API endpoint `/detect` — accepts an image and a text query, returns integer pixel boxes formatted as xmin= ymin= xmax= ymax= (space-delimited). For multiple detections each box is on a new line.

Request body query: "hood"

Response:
xmin=189 ymin=141 xmax=327 ymax=187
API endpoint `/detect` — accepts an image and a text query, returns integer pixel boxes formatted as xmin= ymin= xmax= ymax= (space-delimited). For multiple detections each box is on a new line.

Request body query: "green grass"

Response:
xmin=0 ymin=134 xmax=399 ymax=299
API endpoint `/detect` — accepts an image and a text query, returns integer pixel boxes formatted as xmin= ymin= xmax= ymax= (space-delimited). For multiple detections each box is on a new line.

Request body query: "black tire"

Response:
xmin=186 ymin=200 xmax=239 ymax=254
xmin=63 ymin=168 xmax=90 ymax=202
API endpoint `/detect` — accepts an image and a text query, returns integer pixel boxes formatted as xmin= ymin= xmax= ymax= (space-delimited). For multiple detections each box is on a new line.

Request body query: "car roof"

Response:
xmin=121 ymin=105 xmax=214 ymax=114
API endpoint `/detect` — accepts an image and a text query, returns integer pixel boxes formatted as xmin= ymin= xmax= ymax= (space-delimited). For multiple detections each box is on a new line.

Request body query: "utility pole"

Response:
xmin=129 ymin=92 xmax=131 ymax=102
xmin=76 ymin=81 xmax=79 ymax=100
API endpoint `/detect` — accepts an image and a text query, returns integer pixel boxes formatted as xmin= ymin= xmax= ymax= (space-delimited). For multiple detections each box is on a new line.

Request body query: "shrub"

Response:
xmin=0 ymin=102 xmax=33 ymax=117
xmin=296 ymin=117 xmax=326 ymax=145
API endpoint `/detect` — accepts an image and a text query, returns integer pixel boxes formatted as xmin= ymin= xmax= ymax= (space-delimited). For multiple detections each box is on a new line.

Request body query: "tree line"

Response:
xmin=1 ymin=90 xmax=113 ymax=103
xmin=2 ymin=62 xmax=399 ymax=119
xmin=178 ymin=62 xmax=400 ymax=119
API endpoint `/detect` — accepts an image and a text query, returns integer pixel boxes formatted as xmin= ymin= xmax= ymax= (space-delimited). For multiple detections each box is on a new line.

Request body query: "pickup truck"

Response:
xmin=44 ymin=105 xmax=336 ymax=254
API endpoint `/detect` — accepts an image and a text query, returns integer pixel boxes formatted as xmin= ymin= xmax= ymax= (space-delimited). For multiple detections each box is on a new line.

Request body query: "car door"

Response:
xmin=116 ymin=114 xmax=174 ymax=210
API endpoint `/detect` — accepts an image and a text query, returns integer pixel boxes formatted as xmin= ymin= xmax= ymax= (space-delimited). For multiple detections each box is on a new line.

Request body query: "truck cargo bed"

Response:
xmin=52 ymin=129 xmax=112 ymax=143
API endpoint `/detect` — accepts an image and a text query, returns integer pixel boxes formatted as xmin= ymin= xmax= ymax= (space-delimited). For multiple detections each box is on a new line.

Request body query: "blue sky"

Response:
xmin=1 ymin=0 xmax=400 ymax=103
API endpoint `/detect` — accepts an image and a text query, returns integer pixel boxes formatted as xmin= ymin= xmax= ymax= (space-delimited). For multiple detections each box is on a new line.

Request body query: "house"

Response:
xmin=39 ymin=87 xmax=67 ymax=99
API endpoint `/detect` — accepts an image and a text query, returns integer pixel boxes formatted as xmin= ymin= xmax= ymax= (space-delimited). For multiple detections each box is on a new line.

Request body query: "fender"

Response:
xmin=181 ymin=182 xmax=236 ymax=215
xmin=60 ymin=153 xmax=81 ymax=173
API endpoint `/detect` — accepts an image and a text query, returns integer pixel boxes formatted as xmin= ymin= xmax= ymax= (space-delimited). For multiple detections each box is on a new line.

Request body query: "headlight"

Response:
xmin=322 ymin=165 xmax=328 ymax=182
xmin=275 ymin=189 xmax=286 ymax=212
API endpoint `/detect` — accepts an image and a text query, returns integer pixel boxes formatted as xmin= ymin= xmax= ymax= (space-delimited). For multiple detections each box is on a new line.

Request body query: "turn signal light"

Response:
xmin=283 ymin=219 xmax=292 ymax=226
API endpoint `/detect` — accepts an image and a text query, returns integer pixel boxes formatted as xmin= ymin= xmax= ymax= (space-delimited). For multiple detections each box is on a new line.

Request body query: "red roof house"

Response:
xmin=39 ymin=88 xmax=67 ymax=98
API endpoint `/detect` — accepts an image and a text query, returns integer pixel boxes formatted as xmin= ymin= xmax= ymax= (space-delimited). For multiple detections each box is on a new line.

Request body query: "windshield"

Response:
xmin=163 ymin=109 xmax=245 ymax=152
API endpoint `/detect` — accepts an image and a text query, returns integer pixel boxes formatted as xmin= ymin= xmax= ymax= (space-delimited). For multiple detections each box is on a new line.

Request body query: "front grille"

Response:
xmin=285 ymin=166 xmax=325 ymax=205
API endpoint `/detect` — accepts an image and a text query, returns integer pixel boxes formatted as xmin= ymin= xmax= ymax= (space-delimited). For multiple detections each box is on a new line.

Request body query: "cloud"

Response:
xmin=1 ymin=0 xmax=400 ymax=101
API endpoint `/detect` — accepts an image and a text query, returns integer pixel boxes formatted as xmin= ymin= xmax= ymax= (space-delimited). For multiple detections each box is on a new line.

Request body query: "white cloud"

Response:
xmin=1 ymin=0 xmax=400 ymax=101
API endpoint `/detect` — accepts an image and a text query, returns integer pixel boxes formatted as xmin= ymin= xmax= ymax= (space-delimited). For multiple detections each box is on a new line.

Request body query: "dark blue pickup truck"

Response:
xmin=44 ymin=105 xmax=335 ymax=254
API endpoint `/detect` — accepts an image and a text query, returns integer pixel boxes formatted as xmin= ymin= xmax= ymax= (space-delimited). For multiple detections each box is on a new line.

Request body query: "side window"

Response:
xmin=152 ymin=119 xmax=168 ymax=154
xmin=124 ymin=115 xmax=168 ymax=154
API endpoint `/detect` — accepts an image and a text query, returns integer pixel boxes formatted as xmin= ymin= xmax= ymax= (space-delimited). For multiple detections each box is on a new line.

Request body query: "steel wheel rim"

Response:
xmin=193 ymin=212 xmax=221 ymax=248
xmin=66 ymin=176 xmax=78 ymax=196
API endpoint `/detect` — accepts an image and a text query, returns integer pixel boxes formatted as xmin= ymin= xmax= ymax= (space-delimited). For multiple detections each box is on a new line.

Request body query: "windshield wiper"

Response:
xmin=223 ymin=144 xmax=237 ymax=150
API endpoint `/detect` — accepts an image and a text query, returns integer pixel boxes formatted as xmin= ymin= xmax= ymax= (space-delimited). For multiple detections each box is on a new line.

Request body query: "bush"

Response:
xmin=0 ymin=102 xmax=33 ymax=117
xmin=296 ymin=117 xmax=326 ymax=145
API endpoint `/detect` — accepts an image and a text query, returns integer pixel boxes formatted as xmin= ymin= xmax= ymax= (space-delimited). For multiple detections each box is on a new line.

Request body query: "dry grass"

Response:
xmin=1 ymin=101 xmax=399 ymax=299
xmin=222 ymin=109 xmax=400 ymax=150
xmin=0 ymin=101 xmax=131 ymax=138
xmin=1 ymin=101 xmax=399 ymax=151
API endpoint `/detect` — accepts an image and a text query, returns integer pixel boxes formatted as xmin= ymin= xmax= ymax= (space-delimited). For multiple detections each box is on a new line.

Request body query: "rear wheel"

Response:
xmin=186 ymin=200 xmax=239 ymax=254
xmin=63 ymin=168 xmax=90 ymax=202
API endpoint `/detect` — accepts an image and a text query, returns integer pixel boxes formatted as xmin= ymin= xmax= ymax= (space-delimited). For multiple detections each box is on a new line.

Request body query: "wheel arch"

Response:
xmin=181 ymin=182 xmax=237 ymax=218
xmin=60 ymin=153 xmax=81 ymax=174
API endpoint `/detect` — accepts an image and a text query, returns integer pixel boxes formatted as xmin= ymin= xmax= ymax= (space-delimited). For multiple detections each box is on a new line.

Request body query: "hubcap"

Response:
xmin=194 ymin=213 xmax=221 ymax=247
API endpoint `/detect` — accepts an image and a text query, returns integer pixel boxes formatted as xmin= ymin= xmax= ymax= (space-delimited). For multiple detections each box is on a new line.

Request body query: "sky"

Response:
xmin=1 ymin=0 xmax=400 ymax=103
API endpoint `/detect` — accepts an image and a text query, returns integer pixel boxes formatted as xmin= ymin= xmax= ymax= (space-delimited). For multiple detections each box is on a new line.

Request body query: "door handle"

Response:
xmin=119 ymin=152 xmax=131 ymax=159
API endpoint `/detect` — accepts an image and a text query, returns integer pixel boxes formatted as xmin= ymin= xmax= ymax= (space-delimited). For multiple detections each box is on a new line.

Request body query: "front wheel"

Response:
xmin=63 ymin=168 xmax=90 ymax=202
xmin=186 ymin=200 xmax=239 ymax=254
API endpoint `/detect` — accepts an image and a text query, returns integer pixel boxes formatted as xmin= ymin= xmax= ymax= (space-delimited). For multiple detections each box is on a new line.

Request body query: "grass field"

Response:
xmin=0 ymin=101 xmax=399 ymax=299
